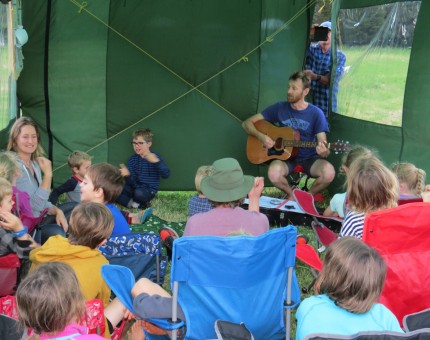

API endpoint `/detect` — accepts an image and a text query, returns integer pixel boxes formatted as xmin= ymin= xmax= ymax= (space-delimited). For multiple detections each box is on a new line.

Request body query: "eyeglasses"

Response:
xmin=131 ymin=141 xmax=147 ymax=146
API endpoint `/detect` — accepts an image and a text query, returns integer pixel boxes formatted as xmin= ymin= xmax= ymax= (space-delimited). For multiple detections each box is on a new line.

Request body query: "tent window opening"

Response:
xmin=336 ymin=1 xmax=421 ymax=127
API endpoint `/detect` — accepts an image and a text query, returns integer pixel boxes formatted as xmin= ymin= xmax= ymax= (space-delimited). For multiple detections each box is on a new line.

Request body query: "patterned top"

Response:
xmin=305 ymin=43 xmax=346 ymax=117
xmin=339 ymin=210 xmax=365 ymax=239
xmin=188 ymin=195 xmax=213 ymax=217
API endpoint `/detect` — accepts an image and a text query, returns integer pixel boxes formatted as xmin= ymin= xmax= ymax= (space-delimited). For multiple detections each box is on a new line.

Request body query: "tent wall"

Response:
xmin=329 ymin=0 xmax=429 ymax=192
xmin=17 ymin=0 xmax=311 ymax=189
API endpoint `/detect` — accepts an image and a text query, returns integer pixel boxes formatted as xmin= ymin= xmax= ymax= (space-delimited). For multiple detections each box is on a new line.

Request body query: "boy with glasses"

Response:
xmin=116 ymin=128 xmax=170 ymax=209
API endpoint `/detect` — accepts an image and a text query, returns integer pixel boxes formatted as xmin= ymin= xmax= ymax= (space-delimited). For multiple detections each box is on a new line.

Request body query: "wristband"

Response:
xmin=13 ymin=225 xmax=28 ymax=238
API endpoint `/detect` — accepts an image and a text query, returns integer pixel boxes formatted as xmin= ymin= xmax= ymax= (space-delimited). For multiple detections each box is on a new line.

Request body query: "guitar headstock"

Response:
xmin=330 ymin=140 xmax=351 ymax=154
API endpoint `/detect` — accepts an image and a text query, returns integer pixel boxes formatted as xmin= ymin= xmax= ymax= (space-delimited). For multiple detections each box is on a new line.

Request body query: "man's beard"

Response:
xmin=288 ymin=93 xmax=303 ymax=104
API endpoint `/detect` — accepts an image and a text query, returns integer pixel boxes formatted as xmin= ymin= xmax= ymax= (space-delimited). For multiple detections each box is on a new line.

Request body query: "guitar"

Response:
xmin=246 ymin=120 xmax=350 ymax=164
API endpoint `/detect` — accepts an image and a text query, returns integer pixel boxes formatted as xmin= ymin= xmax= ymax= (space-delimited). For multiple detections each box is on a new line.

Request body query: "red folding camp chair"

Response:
xmin=363 ymin=202 xmax=430 ymax=327
xmin=0 ymin=254 xmax=20 ymax=297
xmin=293 ymin=189 xmax=340 ymax=252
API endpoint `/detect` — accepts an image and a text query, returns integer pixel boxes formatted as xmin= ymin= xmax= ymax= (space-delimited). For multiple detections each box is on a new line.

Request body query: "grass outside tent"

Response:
xmin=337 ymin=47 xmax=411 ymax=126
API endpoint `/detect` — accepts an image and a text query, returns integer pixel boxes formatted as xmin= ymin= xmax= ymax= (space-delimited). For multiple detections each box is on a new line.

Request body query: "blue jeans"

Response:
xmin=116 ymin=183 xmax=154 ymax=208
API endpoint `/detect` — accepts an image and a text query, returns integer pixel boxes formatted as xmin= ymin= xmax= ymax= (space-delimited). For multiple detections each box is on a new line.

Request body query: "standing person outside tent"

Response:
xmin=305 ymin=21 xmax=346 ymax=118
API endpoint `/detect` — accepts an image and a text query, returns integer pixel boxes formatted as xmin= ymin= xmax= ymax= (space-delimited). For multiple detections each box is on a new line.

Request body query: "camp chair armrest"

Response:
xmin=145 ymin=317 xmax=185 ymax=331
xmin=283 ymin=300 xmax=300 ymax=309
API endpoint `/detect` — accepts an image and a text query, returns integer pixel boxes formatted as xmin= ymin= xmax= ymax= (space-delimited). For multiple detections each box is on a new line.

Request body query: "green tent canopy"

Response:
xmin=10 ymin=0 xmax=429 ymax=190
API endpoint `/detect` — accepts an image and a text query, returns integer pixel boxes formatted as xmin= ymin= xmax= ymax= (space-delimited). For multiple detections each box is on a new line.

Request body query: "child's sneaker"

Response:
xmin=159 ymin=226 xmax=179 ymax=260
xmin=296 ymin=234 xmax=309 ymax=245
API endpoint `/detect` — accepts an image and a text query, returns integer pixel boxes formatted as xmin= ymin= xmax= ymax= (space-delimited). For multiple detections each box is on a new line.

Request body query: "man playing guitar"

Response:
xmin=242 ymin=71 xmax=335 ymax=200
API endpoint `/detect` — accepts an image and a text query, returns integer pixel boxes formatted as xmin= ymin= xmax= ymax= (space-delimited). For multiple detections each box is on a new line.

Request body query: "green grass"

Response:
xmin=337 ymin=47 xmax=411 ymax=126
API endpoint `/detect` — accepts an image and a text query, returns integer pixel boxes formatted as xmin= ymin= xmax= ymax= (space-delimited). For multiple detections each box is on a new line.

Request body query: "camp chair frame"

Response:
xmin=304 ymin=328 xmax=430 ymax=340
xmin=403 ymin=308 xmax=430 ymax=332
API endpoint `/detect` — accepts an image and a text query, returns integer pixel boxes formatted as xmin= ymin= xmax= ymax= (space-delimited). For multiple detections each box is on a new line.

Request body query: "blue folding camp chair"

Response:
xmin=102 ymin=226 xmax=300 ymax=340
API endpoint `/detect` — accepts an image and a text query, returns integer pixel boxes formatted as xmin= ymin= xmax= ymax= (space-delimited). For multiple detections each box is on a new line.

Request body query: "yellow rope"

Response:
xmin=54 ymin=0 xmax=318 ymax=172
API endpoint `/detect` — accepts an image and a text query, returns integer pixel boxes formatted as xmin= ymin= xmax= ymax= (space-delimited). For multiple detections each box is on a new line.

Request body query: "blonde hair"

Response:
xmin=341 ymin=145 xmax=375 ymax=171
xmin=68 ymin=202 xmax=114 ymax=248
xmin=347 ymin=156 xmax=398 ymax=213
xmin=17 ymin=262 xmax=86 ymax=337
xmin=195 ymin=166 xmax=212 ymax=194
xmin=315 ymin=237 xmax=386 ymax=314
xmin=0 ymin=151 xmax=19 ymax=183
xmin=0 ymin=177 xmax=13 ymax=203
xmin=7 ymin=117 xmax=45 ymax=159
xmin=86 ymin=163 xmax=124 ymax=203
xmin=132 ymin=128 xmax=153 ymax=142
xmin=67 ymin=151 xmax=92 ymax=169
xmin=391 ymin=162 xmax=426 ymax=196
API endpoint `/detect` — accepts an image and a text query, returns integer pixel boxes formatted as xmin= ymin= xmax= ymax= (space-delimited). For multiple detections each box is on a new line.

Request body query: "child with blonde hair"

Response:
xmin=0 ymin=177 xmax=38 ymax=259
xmin=391 ymin=162 xmax=426 ymax=199
xmin=49 ymin=151 xmax=92 ymax=205
xmin=188 ymin=165 xmax=213 ymax=217
xmin=339 ymin=156 xmax=398 ymax=239
xmin=0 ymin=151 xmax=36 ymax=221
xmin=296 ymin=237 xmax=403 ymax=339
xmin=17 ymin=262 xmax=104 ymax=339
xmin=324 ymin=145 xmax=374 ymax=218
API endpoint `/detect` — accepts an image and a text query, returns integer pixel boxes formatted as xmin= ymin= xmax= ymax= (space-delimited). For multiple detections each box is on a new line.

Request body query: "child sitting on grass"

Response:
xmin=323 ymin=145 xmax=374 ymax=218
xmin=0 ymin=177 xmax=38 ymax=259
xmin=117 ymin=128 xmax=170 ymax=209
xmin=339 ymin=156 xmax=398 ymax=239
xmin=17 ymin=262 xmax=105 ymax=339
xmin=391 ymin=162 xmax=426 ymax=199
xmin=188 ymin=165 xmax=213 ymax=217
xmin=49 ymin=150 xmax=92 ymax=205
xmin=80 ymin=163 xmax=130 ymax=236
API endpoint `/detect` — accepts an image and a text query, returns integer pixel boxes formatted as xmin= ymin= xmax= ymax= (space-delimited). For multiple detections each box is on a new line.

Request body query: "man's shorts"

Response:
xmin=286 ymin=157 xmax=320 ymax=177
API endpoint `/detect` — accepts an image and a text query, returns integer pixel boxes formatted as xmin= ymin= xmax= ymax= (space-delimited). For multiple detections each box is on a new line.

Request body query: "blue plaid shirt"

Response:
xmin=188 ymin=195 xmax=213 ymax=217
xmin=305 ymin=43 xmax=346 ymax=117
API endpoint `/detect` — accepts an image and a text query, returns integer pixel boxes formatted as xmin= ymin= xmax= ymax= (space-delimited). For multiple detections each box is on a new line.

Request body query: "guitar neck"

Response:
xmin=283 ymin=140 xmax=324 ymax=149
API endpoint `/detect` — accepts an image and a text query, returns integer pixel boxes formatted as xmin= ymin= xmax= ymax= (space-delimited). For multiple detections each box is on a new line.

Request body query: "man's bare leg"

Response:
xmin=268 ymin=160 xmax=295 ymax=199
xmin=308 ymin=159 xmax=335 ymax=195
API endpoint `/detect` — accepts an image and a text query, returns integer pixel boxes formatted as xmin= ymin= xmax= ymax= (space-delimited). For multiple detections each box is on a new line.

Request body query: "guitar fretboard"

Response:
xmin=283 ymin=141 xmax=326 ymax=149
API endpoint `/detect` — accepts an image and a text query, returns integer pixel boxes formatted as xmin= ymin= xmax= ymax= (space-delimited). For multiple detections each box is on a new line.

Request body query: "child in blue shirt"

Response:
xmin=80 ymin=163 xmax=130 ymax=236
xmin=116 ymin=128 xmax=170 ymax=209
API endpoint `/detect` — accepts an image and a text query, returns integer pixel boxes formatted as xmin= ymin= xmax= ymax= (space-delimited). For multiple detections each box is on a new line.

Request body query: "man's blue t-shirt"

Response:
xmin=262 ymin=101 xmax=328 ymax=160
